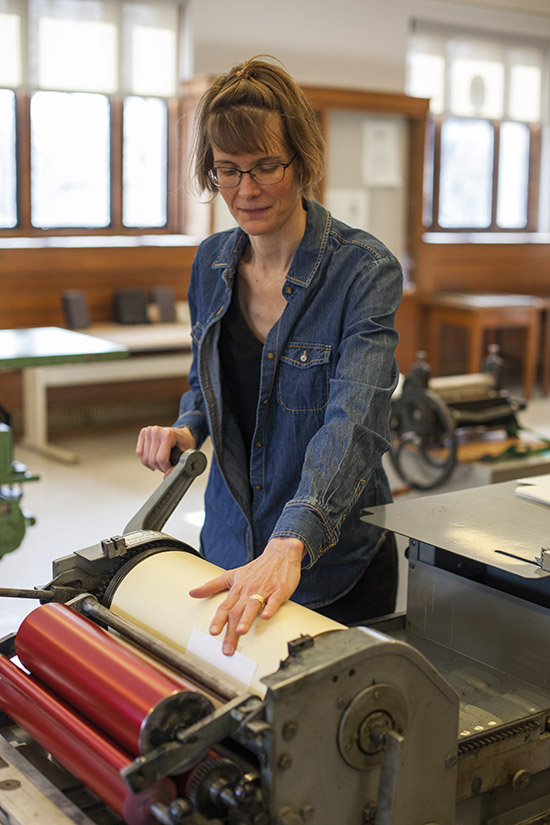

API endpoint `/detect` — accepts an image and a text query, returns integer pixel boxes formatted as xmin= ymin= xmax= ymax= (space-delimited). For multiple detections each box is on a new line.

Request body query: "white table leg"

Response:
xmin=21 ymin=368 xmax=79 ymax=464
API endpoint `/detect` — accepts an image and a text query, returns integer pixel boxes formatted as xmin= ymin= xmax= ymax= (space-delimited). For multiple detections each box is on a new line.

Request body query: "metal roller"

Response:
xmin=15 ymin=602 xmax=214 ymax=754
xmin=0 ymin=655 xmax=176 ymax=825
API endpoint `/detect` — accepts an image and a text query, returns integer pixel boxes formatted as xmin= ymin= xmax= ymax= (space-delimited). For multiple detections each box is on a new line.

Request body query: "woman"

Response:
xmin=137 ymin=55 xmax=402 ymax=655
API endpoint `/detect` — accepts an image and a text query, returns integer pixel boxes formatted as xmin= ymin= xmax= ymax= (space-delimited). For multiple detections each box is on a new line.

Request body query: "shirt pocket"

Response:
xmin=278 ymin=342 xmax=332 ymax=413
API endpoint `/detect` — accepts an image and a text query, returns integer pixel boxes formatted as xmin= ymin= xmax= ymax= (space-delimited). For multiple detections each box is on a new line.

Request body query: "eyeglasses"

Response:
xmin=208 ymin=152 xmax=297 ymax=188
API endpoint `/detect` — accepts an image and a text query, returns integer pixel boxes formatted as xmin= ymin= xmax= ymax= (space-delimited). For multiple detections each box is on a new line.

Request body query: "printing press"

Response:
xmin=0 ymin=405 xmax=38 ymax=557
xmin=389 ymin=347 xmax=528 ymax=491
xmin=1 ymin=451 xmax=550 ymax=825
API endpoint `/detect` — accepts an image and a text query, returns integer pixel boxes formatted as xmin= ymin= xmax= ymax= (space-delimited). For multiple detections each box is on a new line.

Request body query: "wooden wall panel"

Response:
xmin=0 ymin=243 xmax=197 ymax=329
xmin=0 ymin=243 xmax=197 ymax=422
xmin=416 ymin=240 xmax=550 ymax=297
xmin=1 ymin=235 xmax=547 ymax=427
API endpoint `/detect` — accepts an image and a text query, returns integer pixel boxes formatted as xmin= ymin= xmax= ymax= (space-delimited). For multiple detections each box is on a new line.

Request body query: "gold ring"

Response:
xmin=250 ymin=593 xmax=266 ymax=609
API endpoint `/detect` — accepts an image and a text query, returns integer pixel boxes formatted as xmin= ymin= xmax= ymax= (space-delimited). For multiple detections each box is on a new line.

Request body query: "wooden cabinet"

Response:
xmin=301 ymin=86 xmax=428 ymax=288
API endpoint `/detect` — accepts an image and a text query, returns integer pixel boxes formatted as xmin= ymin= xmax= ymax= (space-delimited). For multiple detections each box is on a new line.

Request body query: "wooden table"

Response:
xmin=0 ymin=326 xmax=127 ymax=463
xmin=424 ymin=293 xmax=542 ymax=399
xmin=537 ymin=296 xmax=550 ymax=396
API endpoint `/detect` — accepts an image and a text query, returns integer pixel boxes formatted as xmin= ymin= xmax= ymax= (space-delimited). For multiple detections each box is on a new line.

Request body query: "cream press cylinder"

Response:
xmin=106 ymin=550 xmax=345 ymax=698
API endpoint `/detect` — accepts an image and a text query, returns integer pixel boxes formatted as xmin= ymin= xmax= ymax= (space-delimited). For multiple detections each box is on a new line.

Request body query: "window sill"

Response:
xmin=422 ymin=232 xmax=550 ymax=244
xmin=0 ymin=234 xmax=200 ymax=249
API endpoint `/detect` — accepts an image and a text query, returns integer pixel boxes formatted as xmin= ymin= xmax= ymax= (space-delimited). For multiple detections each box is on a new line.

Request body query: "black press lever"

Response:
xmin=124 ymin=449 xmax=207 ymax=534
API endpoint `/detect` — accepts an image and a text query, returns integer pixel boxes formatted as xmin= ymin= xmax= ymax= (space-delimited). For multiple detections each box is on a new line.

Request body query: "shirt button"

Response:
xmin=285 ymin=286 xmax=293 ymax=295
xmin=255 ymin=484 xmax=262 ymax=491
xmin=255 ymin=441 xmax=263 ymax=449
xmin=266 ymin=352 xmax=275 ymax=360
xmin=262 ymin=398 xmax=268 ymax=406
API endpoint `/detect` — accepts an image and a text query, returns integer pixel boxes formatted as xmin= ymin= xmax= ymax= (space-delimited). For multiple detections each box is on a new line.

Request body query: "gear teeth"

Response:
xmin=186 ymin=756 xmax=241 ymax=817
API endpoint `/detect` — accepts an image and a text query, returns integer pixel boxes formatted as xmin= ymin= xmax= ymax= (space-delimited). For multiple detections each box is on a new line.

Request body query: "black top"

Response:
xmin=219 ymin=283 xmax=263 ymax=466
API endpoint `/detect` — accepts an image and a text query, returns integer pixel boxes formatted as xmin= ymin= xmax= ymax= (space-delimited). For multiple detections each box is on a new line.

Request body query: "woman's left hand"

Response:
xmin=189 ymin=537 xmax=305 ymax=656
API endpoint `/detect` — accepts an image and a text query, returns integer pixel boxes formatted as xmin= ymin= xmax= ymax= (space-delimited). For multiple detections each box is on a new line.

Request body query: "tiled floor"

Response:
xmin=2 ymin=394 xmax=549 ymax=638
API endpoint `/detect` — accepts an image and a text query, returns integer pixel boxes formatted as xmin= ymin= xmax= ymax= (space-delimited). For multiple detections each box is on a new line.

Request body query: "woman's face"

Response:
xmin=210 ymin=114 xmax=303 ymax=241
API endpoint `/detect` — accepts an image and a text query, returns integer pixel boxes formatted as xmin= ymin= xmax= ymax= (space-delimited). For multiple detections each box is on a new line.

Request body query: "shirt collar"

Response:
xmin=212 ymin=200 xmax=332 ymax=289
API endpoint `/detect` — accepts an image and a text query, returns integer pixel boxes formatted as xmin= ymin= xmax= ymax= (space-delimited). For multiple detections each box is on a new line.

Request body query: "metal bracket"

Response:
xmin=535 ymin=547 xmax=550 ymax=572
xmin=121 ymin=694 xmax=264 ymax=792
xmin=373 ymin=730 xmax=404 ymax=825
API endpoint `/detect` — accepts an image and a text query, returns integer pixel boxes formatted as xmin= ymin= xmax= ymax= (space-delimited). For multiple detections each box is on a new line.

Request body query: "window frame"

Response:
xmin=426 ymin=113 xmax=541 ymax=233
xmin=0 ymin=90 xmax=184 ymax=237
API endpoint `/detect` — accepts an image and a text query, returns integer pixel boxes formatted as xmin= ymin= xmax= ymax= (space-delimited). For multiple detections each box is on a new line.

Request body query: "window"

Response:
xmin=0 ymin=89 xmax=17 ymax=228
xmin=407 ymin=23 xmax=546 ymax=232
xmin=0 ymin=0 xmax=182 ymax=235
xmin=123 ymin=96 xmax=168 ymax=228
xmin=31 ymin=91 xmax=111 ymax=229
xmin=439 ymin=118 xmax=494 ymax=229
xmin=497 ymin=122 xmax=530 ymax=229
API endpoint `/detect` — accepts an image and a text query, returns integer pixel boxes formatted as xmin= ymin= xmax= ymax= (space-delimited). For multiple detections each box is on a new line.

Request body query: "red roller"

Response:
xmin=0 ymin=655 xmax=175 ymax=825
xmin=15 ymin=602 xmax=213 ymax=754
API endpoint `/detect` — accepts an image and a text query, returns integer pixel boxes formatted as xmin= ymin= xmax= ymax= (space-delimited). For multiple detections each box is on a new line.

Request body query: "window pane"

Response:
xmin=122 ymin=2 xmax=179 ymax=97
xmin=0 ymin=13 xmax=21 ymax=86
xmin=123 ymin=97 xmax=167 ymax=228
xmin=131 ymin=27 xmax=176 ymax=97
xmin=31 ymin=91 xmax=110 ymax=228
xmin=439 ymin=118 xmax=493 ymax=228
xmin=497 ymin=122 xmax=529 ymax=229
xmin=38 ymin=18 xmax=117 ymax=93
xmin=449 ymin=57 xmax=504 ymax=119
xmin=407 ymin=52 xmax=445 ymax=114
xmin=0 ymin=89 xmax=17 ymax=228
xmin=509 ymin=65 xmax=541 ymax=122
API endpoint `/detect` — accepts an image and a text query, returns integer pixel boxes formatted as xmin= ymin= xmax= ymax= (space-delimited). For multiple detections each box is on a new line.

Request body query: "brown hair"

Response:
xmin=192 ymin=55 xmax=325 ymax=199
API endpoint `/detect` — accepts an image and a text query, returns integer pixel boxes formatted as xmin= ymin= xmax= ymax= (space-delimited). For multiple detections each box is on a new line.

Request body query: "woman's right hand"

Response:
xmin=136 ymin=425 xmax=196 ymax=474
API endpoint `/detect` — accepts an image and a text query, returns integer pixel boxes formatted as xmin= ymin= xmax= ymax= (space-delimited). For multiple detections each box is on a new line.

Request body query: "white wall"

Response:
xmin=187 ymin=0 xmax=550 ymax=92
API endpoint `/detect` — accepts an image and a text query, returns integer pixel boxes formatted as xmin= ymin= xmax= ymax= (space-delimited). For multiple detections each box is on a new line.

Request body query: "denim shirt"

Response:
xmin=174 ymin=199 xmax=402 ymax=608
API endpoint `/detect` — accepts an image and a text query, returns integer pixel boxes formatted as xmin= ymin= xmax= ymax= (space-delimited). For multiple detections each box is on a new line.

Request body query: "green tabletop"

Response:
xmin=0 ymin=326 xmax=128 ymax=369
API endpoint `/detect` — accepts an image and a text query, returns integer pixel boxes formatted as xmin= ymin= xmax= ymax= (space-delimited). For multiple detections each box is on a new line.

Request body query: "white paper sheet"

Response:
xmin=515 ymin=484 xmax=550 ymax=506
